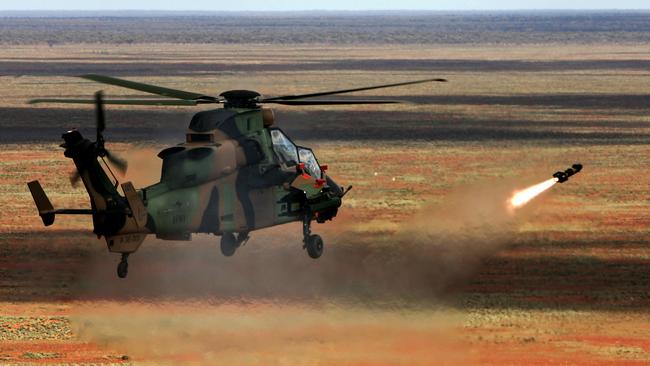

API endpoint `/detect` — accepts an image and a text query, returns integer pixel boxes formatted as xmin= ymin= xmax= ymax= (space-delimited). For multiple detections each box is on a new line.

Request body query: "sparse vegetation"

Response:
xmin=0 ymin=13 xmax=650 ymax=365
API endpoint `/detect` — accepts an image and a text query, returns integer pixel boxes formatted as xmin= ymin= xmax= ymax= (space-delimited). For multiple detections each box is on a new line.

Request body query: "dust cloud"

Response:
xmin=68 ymin=172 xmax=530 ymax=365
xmin=119 ymin=147 xmax=163 ymax=188
xmin=71 ymin=302 xmax=467 ymax=366
xmin=87 ymin=149 xmax=526 ymax=302
xmin=72 ymin=178 xmax=525 ymax=303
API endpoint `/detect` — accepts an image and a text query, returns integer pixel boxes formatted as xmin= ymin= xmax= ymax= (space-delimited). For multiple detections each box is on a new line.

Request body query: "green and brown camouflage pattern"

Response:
xmin=53 ymin=106 xmax=342 ymax=254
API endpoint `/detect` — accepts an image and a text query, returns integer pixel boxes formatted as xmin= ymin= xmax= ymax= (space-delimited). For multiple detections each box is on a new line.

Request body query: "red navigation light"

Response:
xmin=314 ymin=178 xmax=326 ymax=188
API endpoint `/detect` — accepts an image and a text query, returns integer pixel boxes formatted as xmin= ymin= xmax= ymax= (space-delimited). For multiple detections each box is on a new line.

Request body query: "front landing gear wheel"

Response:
xmin=305 ymin=234 xmax=324 ymax=259
xmin=117 ymin=254 xmax=129 ymax=278
xmin=220 ymin=233 xmax=238 ymax=257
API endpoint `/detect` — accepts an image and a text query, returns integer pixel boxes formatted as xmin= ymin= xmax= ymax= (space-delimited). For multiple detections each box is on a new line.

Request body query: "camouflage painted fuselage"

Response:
xmin=49 ymin=107 xmax=342 ymax=255
xmin=139 ymin=107 xmax=341 ymax=243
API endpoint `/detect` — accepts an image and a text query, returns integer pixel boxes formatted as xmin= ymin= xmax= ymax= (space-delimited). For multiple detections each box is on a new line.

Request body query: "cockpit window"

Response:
xmin=270 ymin=129 xmax=299 ymax=166
xmin=298 ymin=147 xmax=322 ymax=178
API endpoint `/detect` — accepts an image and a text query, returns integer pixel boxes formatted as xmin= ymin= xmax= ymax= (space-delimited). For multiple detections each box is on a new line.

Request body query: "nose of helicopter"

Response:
xmin=326 ymin=176 xmax=344 ymax=197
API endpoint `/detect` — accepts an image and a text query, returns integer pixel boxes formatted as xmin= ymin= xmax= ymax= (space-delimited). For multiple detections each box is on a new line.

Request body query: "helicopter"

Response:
xmin=27 ymin=74 xmax=446 ymax=278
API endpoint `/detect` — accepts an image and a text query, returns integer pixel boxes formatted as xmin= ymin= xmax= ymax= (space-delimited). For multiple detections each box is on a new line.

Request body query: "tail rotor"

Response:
xmin=94 ymin=91 xmax=128 ymax=175
xmin=69 ymin=91 xmax=128 ymax=187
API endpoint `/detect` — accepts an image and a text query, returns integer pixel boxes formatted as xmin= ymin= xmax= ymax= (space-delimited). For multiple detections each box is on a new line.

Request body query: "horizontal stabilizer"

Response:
xmin=27 ymin=180 xmax=55 ymax=226
xmin=27 ymin=181 xmax=95 ymax=226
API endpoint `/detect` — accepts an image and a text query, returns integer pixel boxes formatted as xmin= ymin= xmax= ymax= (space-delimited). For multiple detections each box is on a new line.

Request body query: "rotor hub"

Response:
xmin=219 ymin=90 xmax=261 ymax=108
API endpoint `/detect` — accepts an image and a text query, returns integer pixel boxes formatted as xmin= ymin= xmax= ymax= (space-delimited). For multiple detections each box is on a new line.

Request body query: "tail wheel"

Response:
xmin=306 ymin=234 xmax=324 ymax=259
xmin=117 ymin=259 xmax=128 ymax=278
xmin=220 ymin=233 xmax=238 ymax=257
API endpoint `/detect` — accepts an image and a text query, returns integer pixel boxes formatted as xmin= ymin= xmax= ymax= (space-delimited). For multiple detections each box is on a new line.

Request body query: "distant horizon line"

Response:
xmin=2 ymin=9 xmax=650 ymax=13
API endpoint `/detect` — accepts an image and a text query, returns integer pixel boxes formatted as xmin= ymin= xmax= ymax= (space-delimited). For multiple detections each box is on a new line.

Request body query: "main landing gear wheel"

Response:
xmin=220 ymin=233 xmax=238 ymax=257
xmin=117 ymin=253 xmax=129 ymax=278
xmin=302 ymin=215 xmax=324 ymax=259
xmin=305 ymin=234 xmax=324 ymax=259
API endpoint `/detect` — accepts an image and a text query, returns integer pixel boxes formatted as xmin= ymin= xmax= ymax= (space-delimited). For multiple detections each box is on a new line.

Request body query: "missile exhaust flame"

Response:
xmin=509 ymin=178 xmax=558 ymax=209
xmin=509 ymin=163 xmax=582 ymax=210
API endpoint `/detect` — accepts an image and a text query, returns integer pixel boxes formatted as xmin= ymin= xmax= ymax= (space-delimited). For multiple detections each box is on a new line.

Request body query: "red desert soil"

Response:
xmin=1 ymin=42 xmax=650 ymax=364
xmin=0 ymin=133 xmax=648 ymax=365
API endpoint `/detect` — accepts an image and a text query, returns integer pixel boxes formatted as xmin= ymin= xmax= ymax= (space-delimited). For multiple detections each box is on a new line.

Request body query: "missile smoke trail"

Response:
xmin=509 ymin=178 xmax=558 ymax=209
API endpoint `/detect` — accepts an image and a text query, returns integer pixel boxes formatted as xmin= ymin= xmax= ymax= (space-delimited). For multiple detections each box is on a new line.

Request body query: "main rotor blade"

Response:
xmin=29 ymin=98 xmax=201 ymax=106
xmin=266 ymin=100 xmax=403 ymax=105
xmin=262 ymin=78 xmax=447 ymax=102
xmin=95 ymin=91 xmax=105 ymax=134
xmin=80 ymin=74 xmax=216 ymax=101
xmin=104 ymin=150 xmax=128 ymax=174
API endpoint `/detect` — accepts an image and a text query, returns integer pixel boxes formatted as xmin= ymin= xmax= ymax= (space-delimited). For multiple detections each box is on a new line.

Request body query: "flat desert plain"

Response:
xmin=0 ymin=40 xmax=649 ymax=365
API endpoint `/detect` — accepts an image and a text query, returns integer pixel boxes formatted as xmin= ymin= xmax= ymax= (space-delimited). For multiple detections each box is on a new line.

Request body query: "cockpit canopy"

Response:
xmin=270 ymin=128 xmax=322 ymax=178
xmin=298 ymin=147 xmax=321 ymax=179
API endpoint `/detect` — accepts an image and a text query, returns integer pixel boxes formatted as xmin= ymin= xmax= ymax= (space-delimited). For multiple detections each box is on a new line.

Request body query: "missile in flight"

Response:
xmin=553 ymin=163 xmax=583 ymax=183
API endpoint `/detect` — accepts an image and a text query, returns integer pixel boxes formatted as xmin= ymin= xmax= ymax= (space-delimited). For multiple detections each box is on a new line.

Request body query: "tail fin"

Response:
xmin=121 ymin=182 xmax=147 ymax=229
xmin=27 ymin=180 xmax=55 ymax=226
